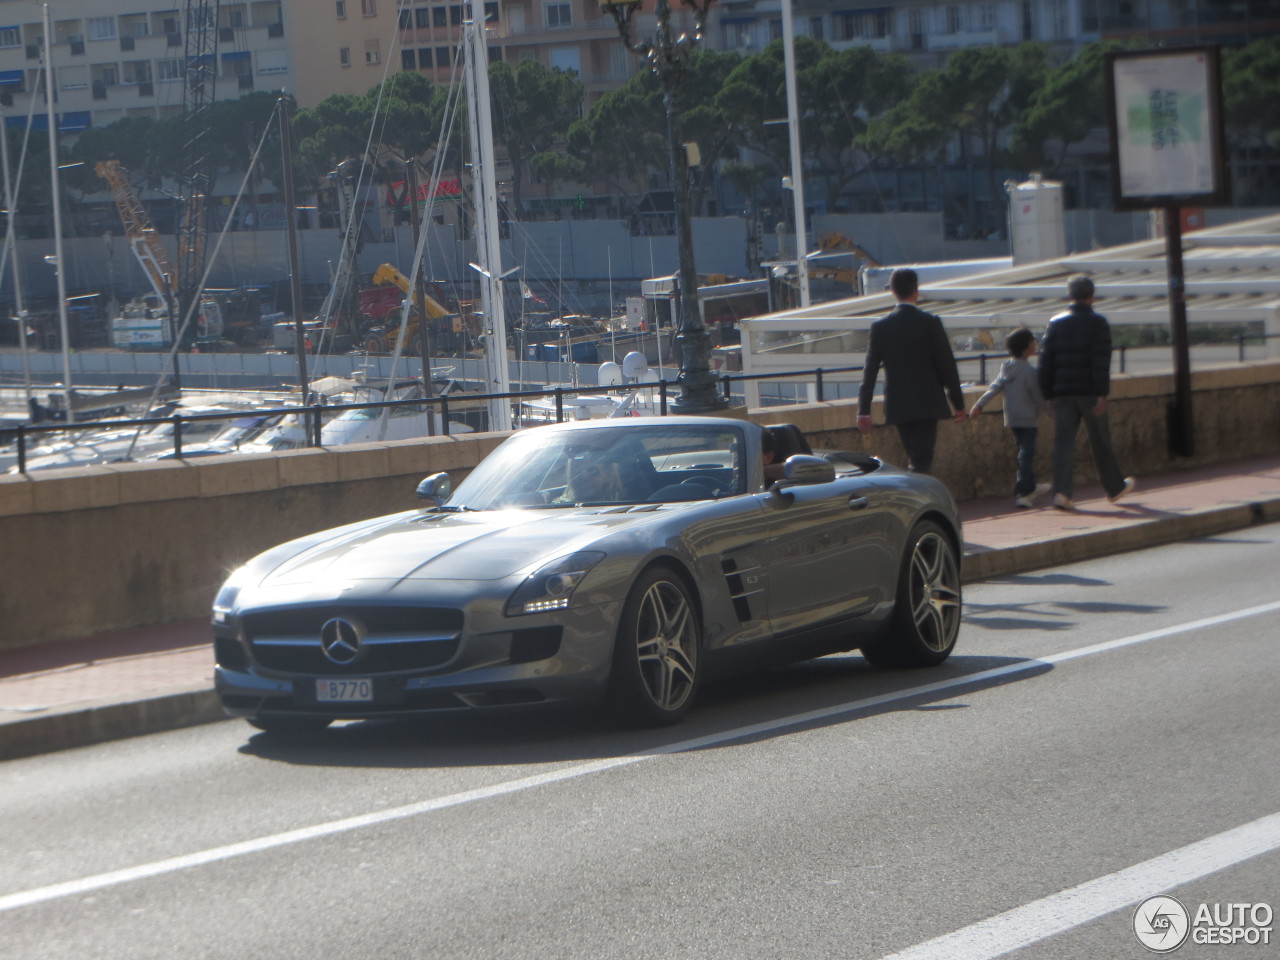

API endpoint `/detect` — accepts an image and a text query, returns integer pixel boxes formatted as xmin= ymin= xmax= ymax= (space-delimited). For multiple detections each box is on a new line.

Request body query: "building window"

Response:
xmin=418 ymin=47 xmax=432 ymax=68
xmin=449 ymin=5 xmax=462 ymax=25
xmin=436 ymin=45 xmax=450 ymax=66
xmin=401 ymin=47 xmax=416 ymax=69
xmin=361 ymin=0 xmax=376 ymax=17
xmin=157 ymin=58 xmax=184 ymax=81
xmin=1049 ymin=0 xmax=1068 ymax=38
xmin=769 ymin=19 xmax=782 ymax=42
xmin=833 ymin=11 xmax=891 ymax=41
xmin=944 ymin=5 xmax=964 ymax=34
xmin=399 ymin=10 xmax=411 ymax=28
xmin=365 ymin=39 xmax=380 ymax=64
xmin=545 ymin=2 xmax=571 ymax=28
xmin=87 ymin=17 xmax=117 ymax=41
xmin=336 ymin=0 xmax=347 ymax=18
xmin=722 ymin=21 xmax=751 ymax=47
xmin=808 ymin=16 xmax=823 ymax=41
xmin=415 ymin=8 xmax=429 ymax=28
xmin=339 ymin=46 xmax=351 ymax=67
xmin=484 ymin=2 xmax=499 ymax=23
xmin=976 ymin=3 xmax=997 ymax=31
xmin=433 ymin=7 xmax=447 ymax=27
xmin=0 ymin=26 xmax=20 ymax=48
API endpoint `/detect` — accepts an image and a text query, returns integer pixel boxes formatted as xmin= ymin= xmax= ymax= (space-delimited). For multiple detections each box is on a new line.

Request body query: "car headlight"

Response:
xmin=211 ymin=566 xmax=249 ymax=625
xmin=505 ymin=552 xmax=605 ymax=617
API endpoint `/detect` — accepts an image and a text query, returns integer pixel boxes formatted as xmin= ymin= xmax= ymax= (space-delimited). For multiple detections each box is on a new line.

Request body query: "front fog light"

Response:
xmin=505 ymin=552 xmax=604 ymax=617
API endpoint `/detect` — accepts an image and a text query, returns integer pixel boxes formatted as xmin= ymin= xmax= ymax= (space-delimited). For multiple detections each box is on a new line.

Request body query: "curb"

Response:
xmin=3 ymin=499 xmax=1278 ymax=760
xmin=0 ymin=686 xmax=228 ymax=762
xmin=961 ymin=497 xmax=1280 ymax=583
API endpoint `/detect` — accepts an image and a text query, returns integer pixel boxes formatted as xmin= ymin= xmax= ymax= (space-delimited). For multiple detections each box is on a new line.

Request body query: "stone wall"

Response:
xmin=2 ymin=361 xmax=1277 ymax=651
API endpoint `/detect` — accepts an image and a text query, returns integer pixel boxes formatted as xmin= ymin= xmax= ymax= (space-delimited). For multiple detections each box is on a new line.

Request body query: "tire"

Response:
xmin=861 ymin=520 xmax=961 ymax=668
xmin=247 ymin=716 xmax=332 ymax=736
xmin=364 ymin=334 xmax=386 ymax=355
xmin=607 ymin=567 xmax=701 ymax=726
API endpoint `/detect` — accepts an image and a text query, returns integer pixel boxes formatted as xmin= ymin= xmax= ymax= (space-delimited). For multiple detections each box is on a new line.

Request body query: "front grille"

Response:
xmin=244 ymin=605 xmax=463 ymax=636
xmin=243 ymin=604 xmax=463 ymax=675
xmin=250 ymin=636 xmax=460 ymax=674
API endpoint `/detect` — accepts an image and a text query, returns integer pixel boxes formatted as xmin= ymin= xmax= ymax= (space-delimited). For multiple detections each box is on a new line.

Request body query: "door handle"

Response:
xmin=847 ymin=496 xmax=869 ymax=510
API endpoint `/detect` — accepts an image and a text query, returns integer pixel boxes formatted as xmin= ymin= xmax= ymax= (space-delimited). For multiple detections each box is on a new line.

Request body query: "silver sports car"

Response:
xmin=212 ymin=417 xmax=962 ymax=731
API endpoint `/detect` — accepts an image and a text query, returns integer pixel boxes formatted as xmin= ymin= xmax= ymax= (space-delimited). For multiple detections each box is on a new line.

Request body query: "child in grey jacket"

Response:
xmin=970 ymin=327 xmax=1051 ymax=508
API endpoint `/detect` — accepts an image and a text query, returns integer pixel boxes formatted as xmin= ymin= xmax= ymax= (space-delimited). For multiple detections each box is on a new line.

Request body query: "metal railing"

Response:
xmin=4 ymin=334 xmax=1278 ymax=474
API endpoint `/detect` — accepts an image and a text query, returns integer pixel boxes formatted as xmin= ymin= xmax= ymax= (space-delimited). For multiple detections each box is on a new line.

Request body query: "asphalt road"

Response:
xmin=2 ymin=528 xmax=1277 ymax=960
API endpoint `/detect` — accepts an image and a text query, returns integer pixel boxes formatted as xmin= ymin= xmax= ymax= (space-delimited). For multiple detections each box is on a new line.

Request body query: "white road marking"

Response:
xmin=2 ymin=598 xmax=1279 ymax=914
xmin=878 ymin=812 xmax=1280 ymax=960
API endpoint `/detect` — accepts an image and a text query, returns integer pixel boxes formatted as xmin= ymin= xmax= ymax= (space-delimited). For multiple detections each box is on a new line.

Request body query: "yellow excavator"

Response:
xmin=360 ymin=263 xmax=464 ymax=355
xmin=805 ymin=232 xmax=882 ymax=289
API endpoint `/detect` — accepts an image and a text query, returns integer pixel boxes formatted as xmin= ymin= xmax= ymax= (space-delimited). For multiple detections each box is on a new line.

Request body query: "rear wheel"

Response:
xmin=861 ymin=520 xmax=961 ymax=668
xmin=364 ymin=334 xmax=386 ymax=355
xmin=607 ymin=567 xmax=701 ymax=726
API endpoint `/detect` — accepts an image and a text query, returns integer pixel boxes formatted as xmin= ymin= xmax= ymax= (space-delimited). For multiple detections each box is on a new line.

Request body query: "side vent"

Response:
xmin=720 ymin=557 xmax=761 ymax=623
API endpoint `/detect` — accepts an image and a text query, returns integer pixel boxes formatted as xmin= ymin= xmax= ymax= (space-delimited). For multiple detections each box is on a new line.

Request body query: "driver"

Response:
xmin=560 ymin=451 xmax=624 ymax=503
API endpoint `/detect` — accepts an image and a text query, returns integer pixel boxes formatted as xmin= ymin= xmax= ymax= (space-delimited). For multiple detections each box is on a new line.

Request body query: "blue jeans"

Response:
xmin=1011 ymin=426 xmax=1038 ymax=497
xmin=1052 ymin=396 xmax=1126 ymax=498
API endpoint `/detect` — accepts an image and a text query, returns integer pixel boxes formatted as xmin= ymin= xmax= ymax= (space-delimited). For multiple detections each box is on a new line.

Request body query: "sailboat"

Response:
xmin=463 ymin=0 xmax=513 ymax=432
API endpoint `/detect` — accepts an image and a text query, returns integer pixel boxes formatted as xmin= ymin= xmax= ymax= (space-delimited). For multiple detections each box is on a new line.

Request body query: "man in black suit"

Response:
xmin=857 ymin=267 xmax=967 ymax=474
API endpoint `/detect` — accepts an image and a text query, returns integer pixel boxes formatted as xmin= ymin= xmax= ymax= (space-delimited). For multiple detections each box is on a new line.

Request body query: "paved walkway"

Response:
xmin=4 ymin=454 xmax=1280 ymax=760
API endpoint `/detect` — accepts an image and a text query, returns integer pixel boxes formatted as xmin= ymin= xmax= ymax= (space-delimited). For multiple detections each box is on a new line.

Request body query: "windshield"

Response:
xmin=450 ymin=423 xmax=746 ymax=509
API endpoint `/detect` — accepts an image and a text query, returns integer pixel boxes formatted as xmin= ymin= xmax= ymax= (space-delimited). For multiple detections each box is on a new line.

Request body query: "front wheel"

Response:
xmin=607 ymin=567 xmax=701 ymax=726
xmin=861 ymin=520 xmax=961 ymax=668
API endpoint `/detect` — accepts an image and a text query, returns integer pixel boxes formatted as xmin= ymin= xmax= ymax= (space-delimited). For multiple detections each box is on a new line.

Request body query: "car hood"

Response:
xmin=257 ymin=507 xmax=652 ymax=587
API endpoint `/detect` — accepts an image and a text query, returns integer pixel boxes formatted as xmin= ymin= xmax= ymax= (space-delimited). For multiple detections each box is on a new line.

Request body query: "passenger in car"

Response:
xmin=559 ymin=452 xmax=625 ymax=503
xmin=761 ymin=430 xmax=786 ymax=484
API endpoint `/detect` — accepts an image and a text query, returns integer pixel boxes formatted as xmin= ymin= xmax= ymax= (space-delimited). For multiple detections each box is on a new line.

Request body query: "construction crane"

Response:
xmin=94 ymin=160 xmax=177 ymax=306
xmin=175 ymin=0 xmax=220 ymax=344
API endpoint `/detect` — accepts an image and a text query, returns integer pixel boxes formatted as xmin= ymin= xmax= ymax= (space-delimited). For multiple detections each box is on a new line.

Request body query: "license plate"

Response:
xmin=316 ymin=678 xmax=373 ymax=702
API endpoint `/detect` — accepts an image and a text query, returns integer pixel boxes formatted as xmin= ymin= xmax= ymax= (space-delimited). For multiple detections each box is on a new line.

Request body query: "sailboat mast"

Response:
xmin=465 ymin=0 xmax=512 ymax=432
xmin=0 ymin=100 xmax=33 ymax=405
xmin=42 ymin=4 xmax=74 ymax=422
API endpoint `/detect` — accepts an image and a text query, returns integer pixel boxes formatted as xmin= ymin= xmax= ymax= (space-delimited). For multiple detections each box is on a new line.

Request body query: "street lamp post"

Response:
xmin=600 ymin=0 xmax=727 ymax=413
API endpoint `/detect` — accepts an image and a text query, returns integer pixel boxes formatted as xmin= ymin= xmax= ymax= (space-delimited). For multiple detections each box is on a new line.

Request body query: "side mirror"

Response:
xmin=779 ymin=454 xmax=835 ymax=486
xmin=415 ymin=471 xmax=452 ymax=506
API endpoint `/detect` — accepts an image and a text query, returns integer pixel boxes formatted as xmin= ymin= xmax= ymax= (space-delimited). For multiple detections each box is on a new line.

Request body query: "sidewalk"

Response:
xmin=4 ymin=454 xmax=1280 ymax=761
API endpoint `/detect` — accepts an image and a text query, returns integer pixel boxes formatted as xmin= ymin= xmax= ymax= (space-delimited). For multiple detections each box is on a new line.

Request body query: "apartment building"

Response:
xmin=289 ymin=0 xmax=623 ymax=108
xmin=706 ymin=0 xmax=1278 ymax=65
xmin=0 ymin=1 xmax=289 ymax=130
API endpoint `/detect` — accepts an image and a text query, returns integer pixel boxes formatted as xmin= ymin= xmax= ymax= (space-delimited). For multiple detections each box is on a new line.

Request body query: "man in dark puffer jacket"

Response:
xmin=1038 ymin=274 xmax=1135 ymax=510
